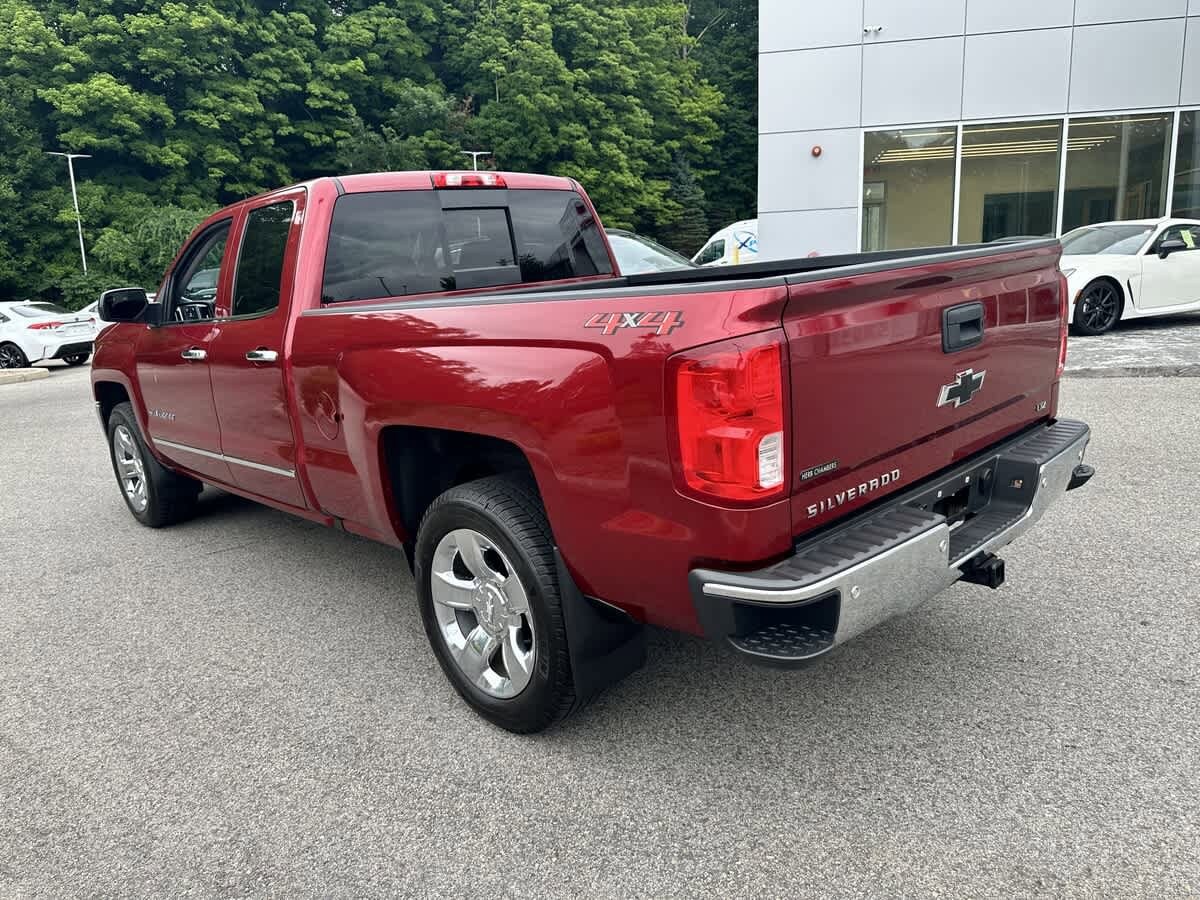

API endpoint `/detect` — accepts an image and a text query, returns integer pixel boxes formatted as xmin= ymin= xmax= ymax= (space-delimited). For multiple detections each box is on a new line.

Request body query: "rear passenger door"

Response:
xmin=206 ymin=190 xmax=308 ymax=508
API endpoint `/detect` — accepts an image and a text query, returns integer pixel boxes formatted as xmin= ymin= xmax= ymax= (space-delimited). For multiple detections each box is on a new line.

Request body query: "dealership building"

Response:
xmin=757 ymin=0 xmax=1200 ymax=258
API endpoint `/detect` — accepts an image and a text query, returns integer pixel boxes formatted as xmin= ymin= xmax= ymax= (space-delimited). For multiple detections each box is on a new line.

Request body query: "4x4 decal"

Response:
xmin=584 ymin=311 xmax=685 ymax=337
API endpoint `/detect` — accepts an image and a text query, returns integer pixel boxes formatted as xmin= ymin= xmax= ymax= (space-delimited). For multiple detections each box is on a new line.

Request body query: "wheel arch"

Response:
xmin=93 ymin=380 xmax=131 ymax=428
xmin=379 ymin=425 xmax=540 ymax=565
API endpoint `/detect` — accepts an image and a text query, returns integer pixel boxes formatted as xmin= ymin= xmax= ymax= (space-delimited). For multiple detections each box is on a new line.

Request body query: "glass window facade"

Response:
xmin=862 ymin=110 xmax=1195 ymax=252
xmin=957 ymin=121 xmax=1062 ymax=244
xmin=1062 ymin=114 xmax=1173 ymax=232
xmin=861 ymin=127 xmax=956 ymax=251
xmin=1172 ymin=111 xmax=1200 ymax=220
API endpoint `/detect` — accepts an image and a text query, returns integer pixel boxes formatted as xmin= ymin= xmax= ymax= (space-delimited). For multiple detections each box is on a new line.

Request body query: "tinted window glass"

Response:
xmin=169 ymin=225 xmax=228 ymax=322
xmin=508 ymin=189 xmax=610 ymax=281
xmin=444 ymin=208 xmax=517 ymax=268
xmin=321 ymin=189 xmax=612 ymax=304
xmin=233 ymin=201 xmax=293 ymax=317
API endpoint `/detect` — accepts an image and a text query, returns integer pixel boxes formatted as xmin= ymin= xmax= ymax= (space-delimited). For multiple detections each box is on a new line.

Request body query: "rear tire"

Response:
xmin=414 ymin=474 xmax=577 ymax=733
xmin=1071 ymin=280 xmax=1122 ymax=336
xmin=106 ymin=402 xmax=201 ymax=527
xmin=63 ymin=353 xmax=90 ymax=366
xmin=0 ymin=343 xmax=29 ymax=369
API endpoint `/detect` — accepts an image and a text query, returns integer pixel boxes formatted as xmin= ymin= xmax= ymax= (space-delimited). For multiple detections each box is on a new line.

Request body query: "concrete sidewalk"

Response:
xmin=1066 ymin=312 xmax=1200 ymax=377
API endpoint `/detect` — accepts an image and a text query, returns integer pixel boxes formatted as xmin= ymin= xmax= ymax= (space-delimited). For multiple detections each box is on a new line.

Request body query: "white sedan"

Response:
xmin=0 ymin=301 xmax=99 ymax=369
xmin=1061 ymin=218 xmax=1200 ymax=335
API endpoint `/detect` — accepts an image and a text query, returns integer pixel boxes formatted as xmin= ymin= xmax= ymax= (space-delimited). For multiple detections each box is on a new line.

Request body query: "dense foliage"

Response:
xmin=0 ymin=0 xmax=756 ymax=308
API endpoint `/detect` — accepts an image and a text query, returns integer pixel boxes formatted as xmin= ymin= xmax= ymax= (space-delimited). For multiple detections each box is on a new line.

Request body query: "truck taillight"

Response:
xmin=1057 ymin=273 xmax=1069 ymax=379
xmin=432 ymin=172 xmax=507 ymax=189
xmin=672 ymin=335 xmax=787 ymax=503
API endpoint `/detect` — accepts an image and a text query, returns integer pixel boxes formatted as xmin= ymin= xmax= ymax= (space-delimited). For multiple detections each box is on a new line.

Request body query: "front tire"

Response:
xmin=106 ymin=402 xmax=201 ymax=527
xmin=1072 ymin=280 xmax=1122 ymax=335
xmin=0 ymin=342 xmax=29 ymax=369
xmin=414 ymin=475 xmax=576 ymax=733
xmin=63 ymin=353 xmax=90 ymax=366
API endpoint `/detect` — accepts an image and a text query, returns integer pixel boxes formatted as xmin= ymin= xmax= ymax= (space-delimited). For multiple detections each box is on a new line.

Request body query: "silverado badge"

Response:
xmin=937 ymin=368 xmax=986 ymax=409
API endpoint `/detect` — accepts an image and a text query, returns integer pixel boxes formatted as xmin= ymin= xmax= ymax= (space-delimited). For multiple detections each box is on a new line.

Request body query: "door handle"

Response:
xmin=180 ymin=348 xmax=207 ymax=361
xmin=245 ymin=349 xmax=279 ymax=363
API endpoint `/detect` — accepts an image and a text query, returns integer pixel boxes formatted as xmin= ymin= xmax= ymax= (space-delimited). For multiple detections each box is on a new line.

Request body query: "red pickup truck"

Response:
xmin=92 ymin=171 xmax=1094 ymax=732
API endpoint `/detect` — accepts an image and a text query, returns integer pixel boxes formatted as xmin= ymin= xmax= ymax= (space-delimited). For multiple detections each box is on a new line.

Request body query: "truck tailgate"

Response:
xmin=783 ymin=243 xmax=1065 ymax=534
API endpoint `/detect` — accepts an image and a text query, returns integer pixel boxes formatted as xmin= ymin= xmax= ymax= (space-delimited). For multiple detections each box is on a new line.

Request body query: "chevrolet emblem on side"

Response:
xmin=938 ymin=368 xmax=986 ymax=408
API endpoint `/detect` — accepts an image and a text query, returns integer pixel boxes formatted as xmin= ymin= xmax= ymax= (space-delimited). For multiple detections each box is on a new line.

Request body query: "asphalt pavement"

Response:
xmin=1 ymin=367 xmax=1198 ymax=898
xmin=1066 ymin=312 xmax=1200 ymax=376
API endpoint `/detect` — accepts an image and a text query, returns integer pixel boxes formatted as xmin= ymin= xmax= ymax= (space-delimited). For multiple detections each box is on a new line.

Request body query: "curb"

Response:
xmin=1065 ymin=365 xmax=1200 ymax=378
xmin=0 ymin=368 xmax=49 ymax=386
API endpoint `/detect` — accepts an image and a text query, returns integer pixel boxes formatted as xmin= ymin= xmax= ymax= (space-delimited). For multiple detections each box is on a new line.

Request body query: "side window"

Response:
xmin=1165 ymin=225 xmax=1198 ymax=250
xmin=232 ymin=201 xmax=294 ymax=317
xmin=168 ymin=224 xmax=229 ymax=322
xmin=695 ymin=240 xmax=725 ymax=265
xmin=0 ymin=311 xmax=9 ymax=324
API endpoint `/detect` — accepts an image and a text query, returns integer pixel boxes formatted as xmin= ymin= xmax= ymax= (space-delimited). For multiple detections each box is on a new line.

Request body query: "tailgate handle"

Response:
xmin=942 ymin=302 xmax=985 ymax=353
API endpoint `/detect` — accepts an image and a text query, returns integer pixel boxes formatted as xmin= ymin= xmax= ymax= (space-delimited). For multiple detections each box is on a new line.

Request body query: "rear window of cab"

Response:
xmin=321 ymin=189 xmax=613 ymax=303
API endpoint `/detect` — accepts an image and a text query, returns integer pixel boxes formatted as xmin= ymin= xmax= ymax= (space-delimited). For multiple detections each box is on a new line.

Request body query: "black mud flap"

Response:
xmin=555 ymin=549 xmax=646 ymax=710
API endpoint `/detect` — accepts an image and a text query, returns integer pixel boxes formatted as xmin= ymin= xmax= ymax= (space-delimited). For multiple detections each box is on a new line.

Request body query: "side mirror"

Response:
xmin=99 ymin=287 xmax=152 ymax=323
xmin=1158 ymin=238 xmax=1189 ymax=259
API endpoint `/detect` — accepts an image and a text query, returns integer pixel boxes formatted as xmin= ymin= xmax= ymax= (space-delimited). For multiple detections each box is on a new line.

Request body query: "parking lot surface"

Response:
xmin=2 ymin=367 xmax=1198 ymax=898
xmin=1067 ymin=312 xmax=1200 ymax=376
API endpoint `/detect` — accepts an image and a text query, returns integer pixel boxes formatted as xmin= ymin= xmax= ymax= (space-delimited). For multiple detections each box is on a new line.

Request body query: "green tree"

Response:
xmin=658 ymin=154 xmax=710 ymax=255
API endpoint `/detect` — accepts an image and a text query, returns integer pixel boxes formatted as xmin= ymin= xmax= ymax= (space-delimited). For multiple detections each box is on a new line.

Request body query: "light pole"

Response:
xmin=46 ymin=152 xmax=92 ymax=274
xmin=460 ymin=150 xmax=492 ymax=171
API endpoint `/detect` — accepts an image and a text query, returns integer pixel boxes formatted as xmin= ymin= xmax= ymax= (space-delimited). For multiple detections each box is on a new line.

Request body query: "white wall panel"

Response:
xmin=758 ymin=130 xmax=862 ymax=213
xmin=760 ymin=46 xmax=862 ymax=133
xmin=1183 ymin=18 xmax=1200 ymax=105
xmin=758 ymin=209 xmax=860 ymax=260
xmin=761 ymin=0 xmax=862 ymax=52
xmin=862 ymin=0 xmax=967 ymax=42
xmin=966 ymin=0 xmax=1074 ymax=33
xmin=1075 ymin=0 xmax=1187 ymax=25
xmin=1069 ymin=20 xmax=1186 ymax=111
xmin=963 ymin=29 xmax=1071 ymax=119
xmin=862 ymin=38 xmax=964 ymax=126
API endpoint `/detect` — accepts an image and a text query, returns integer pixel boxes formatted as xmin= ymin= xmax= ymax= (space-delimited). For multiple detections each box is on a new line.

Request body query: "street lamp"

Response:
xmin=46 ymin=152 xmax=91 ymax=275
xmin=460 ymin=150 xmax=492 ymax=171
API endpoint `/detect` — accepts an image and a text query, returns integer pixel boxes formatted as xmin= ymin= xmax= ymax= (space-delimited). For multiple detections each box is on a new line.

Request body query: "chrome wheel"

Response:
xmin=1079 ymin=283 xmax=1120 ymax=333
xmin=430 ymin=528 xmax=536 ymax=700
xmin=112 ymin=424 xmax=148 ymax=513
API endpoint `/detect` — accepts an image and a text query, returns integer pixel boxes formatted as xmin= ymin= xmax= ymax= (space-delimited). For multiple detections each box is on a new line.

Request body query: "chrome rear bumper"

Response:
xmin=690 ymin=419 xmax=1092 ymax=665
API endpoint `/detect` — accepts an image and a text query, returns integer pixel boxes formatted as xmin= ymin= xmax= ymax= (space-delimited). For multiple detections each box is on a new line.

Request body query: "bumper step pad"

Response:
xmin=728 ymin=623 xmax=835 ymax=663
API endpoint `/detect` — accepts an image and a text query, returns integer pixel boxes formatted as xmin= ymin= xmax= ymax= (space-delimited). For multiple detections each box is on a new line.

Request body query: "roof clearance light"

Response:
xmin=432 ymin=172 xmax=507 ymax=189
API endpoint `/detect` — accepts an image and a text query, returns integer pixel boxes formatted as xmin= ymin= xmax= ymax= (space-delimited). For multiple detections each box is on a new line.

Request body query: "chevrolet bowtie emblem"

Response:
xmin=938 ymin=368 xmax=986 ymax=409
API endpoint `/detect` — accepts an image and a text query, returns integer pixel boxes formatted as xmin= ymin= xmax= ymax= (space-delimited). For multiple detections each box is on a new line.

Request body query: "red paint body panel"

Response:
xmin=93 ymin=172 xmax=1068 ymax=638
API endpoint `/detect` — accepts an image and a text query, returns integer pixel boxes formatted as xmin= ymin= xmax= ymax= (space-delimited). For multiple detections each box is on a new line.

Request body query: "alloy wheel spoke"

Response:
xmin=501 ymin=627 xmax=534 ymax=692
xmin=499 ymin=574 xmax=529 ymax=615
xmin=453 ymin=625 xmax=500 ymax=685
xmin=431 ymin=569 xmax=477 ymax=610
xmin=454 ymin=530 xmax=490 ymax=579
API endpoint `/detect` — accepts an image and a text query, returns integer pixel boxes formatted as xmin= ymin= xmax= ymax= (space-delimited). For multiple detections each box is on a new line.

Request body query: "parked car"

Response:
xmin=91 ymin=170 xmax=1092 ymax=733
xmin=0 ymin=301 xmax=98 ymax=368
xmin=1060 ymin=218 xmax=1200 ymax=335
xmin=693 ymin=219 xmax=759 ymax=267
xmin=605 ymin=229 xmax=697 ymax=274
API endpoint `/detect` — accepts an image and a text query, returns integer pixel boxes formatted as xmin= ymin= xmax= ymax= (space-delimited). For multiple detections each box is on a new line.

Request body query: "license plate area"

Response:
xmin=905 ymin=456 xmax=1000 ymax=530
